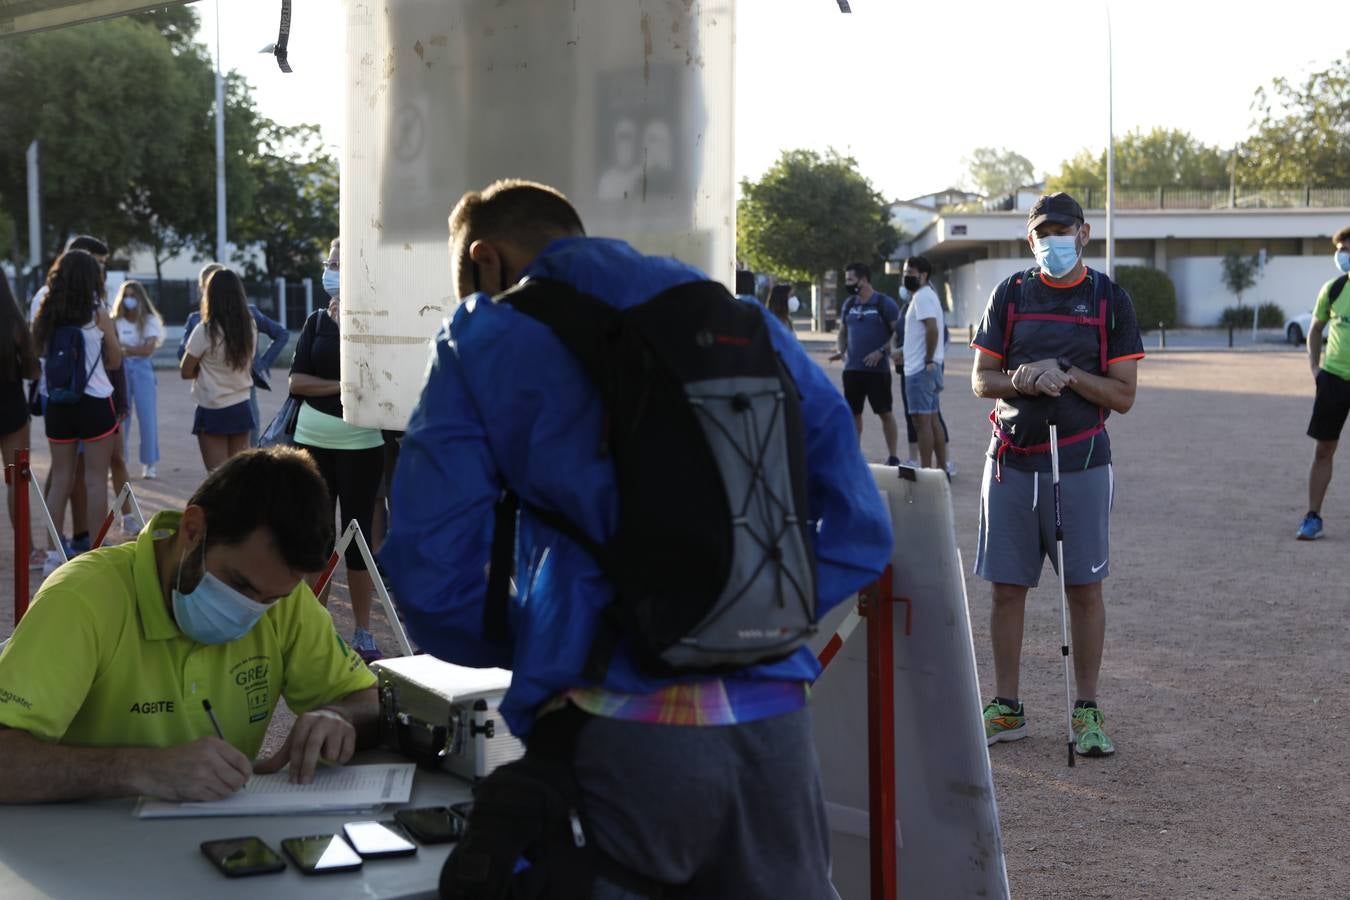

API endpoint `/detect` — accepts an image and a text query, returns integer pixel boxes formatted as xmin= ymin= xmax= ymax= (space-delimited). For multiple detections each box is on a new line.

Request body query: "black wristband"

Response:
xmin=1057 ymin=355 xmax=1073 ymax=373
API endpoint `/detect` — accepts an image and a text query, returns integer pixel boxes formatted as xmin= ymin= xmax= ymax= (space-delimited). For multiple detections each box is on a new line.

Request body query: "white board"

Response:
xmin=340 ymin=0 xmax=736 ymax=429
xmin=810 ymin=465 xmax=1009 ymax=900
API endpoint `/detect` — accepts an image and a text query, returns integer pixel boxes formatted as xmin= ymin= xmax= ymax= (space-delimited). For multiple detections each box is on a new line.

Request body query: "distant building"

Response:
xmin=895 ymin=187 xmax=1350 ymax=328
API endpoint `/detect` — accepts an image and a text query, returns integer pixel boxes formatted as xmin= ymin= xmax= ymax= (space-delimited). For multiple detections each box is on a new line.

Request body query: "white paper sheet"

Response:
xmin=135 ymin=763 xmax=416 ymax=819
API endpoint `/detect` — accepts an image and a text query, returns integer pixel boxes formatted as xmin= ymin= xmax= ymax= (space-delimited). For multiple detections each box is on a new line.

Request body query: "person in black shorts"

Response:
xmin=0 ymin=270 xmax=40 ymax=534
xmin=32 ymin=250 xmax=124 ymax=557
xmin=830 ymin=262 xmax=902 ymax=464
xmin=1296 ymin=225 xmax=1350 ymax=540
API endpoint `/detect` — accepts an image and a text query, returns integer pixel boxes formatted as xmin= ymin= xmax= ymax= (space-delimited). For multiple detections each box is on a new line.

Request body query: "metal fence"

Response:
xmin=1064 ymin=187 xmax=1350 ymax=211
xmin=15 ymin=274 xmax=317 ymax=330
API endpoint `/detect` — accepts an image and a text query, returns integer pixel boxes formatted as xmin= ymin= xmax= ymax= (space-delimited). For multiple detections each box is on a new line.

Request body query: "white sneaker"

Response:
xmin=945 ymin=461 xmax=958 ymax=479
xmin=122 ymin=515 xmax=140 ymax=536
xmin=142 ymin=465 xmax=157 ymax=479
xmin=42 ymin=550 xmax=64 ymax=578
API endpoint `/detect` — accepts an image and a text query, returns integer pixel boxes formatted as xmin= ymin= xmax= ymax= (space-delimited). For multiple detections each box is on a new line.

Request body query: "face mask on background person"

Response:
xmin=322 ymin=268 xmax=341 ymax=297
xmin=898 ymin=286 xmax=911 ymax=302
xmin=1336 ymin=250 xmax=1350 ymax=274
xmin=1033 ymin=232 xmax=1083 ymax=278
xmin=171 ymin=535 xmax=269 ymax=644
xmin=123 ymin=296 xmax=139 ymax=311
xmin=844 ymin=281 xmax=861 ymax=295
xmin=787 ymin=295 xmax=800 ymax=314
xmin=903 ymin=275 xmax=921 ymax=293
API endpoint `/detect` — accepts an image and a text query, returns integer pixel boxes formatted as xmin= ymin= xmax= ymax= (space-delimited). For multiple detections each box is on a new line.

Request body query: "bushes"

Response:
xmin=1113 ymin=266 xmax=1176 ymax=332
xmin=1219 ymin=303 xmax=1286 ymax=328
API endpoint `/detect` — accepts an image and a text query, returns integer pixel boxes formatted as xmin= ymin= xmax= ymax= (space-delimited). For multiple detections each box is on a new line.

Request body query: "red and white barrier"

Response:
xmin=92 ymin=482 xmax=147 ymax=550
xmin=313 ymin=518 xmax=414 ymax=658
xmin=4 ymin=449 xmax=33 ymax=625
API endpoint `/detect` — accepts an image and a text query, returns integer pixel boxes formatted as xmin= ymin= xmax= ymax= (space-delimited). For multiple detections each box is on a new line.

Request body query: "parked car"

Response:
xmin=1285 ymin=312 xmax=1323 ymax=345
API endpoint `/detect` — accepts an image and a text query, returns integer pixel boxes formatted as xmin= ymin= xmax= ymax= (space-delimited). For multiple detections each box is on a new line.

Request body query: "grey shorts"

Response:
xmin=974 ymin=458 xmax=1114 ymax=587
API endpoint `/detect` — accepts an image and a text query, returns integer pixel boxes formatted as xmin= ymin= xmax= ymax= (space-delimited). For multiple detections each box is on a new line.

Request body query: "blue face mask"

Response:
xmin=1336 ymin=251 xmax=1350 ymax=275
xmin=122 ymin=296 xmax=139 ymax=311
xmin=322 ymin=269 xmax=341 ymax=297
xmin=171 ymin=537 xmax=269 ymax=644
xmin=1033 ymin=233 xmax=1083 ymax=278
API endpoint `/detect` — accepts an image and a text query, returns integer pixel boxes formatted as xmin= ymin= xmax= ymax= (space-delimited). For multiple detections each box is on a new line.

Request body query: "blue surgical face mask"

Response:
xmin=897 ymin=286 xmax=911 ymax=302
xmin=1033 ymin=232 xmax=1083 ymax=278
xmin=322 ymin=269 xmax=341 ymax=297
xmin=171 ymin=535 xmax=269 ymax=645
xmin=122 ymin=296 xmax=139 ymax=311
xmin=1336 ymin=251 xmax=1350 ymax=274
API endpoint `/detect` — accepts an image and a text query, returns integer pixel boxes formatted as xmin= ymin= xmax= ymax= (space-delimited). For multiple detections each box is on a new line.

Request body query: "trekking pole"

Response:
xmin=1048 ymin=419 xmax=1076 ymax=768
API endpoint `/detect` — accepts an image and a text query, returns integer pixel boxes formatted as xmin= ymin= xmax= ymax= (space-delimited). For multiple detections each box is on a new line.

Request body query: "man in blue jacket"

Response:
xmin=178 ymin=263 xmax=290 ymax=447
xmin=380 ymin=180 xmax=892 ymax=899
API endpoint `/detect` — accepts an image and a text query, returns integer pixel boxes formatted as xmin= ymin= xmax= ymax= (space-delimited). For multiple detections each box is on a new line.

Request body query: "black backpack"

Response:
xmin=484 ymin=277 xmax=818 ymax=679
xmin=45 ymin=325 xmax=100 ymax=406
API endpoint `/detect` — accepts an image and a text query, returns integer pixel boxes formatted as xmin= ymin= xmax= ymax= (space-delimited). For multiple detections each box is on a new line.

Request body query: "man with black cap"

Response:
xmin=969 ymin=192 xmax=1144 ymax=758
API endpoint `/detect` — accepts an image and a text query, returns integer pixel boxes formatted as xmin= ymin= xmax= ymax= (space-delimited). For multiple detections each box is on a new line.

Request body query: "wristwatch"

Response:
xmin=1056 ymin=356 xmax=1073 ymax=373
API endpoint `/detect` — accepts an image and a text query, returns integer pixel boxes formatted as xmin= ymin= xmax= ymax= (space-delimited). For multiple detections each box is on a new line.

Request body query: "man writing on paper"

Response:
xmin=0 ymin=448 xmax=379 ymax=803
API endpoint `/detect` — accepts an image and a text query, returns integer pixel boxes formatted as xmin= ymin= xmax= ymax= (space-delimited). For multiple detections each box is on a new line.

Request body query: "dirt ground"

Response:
xmin=2 ymin=350 xmax=1348 ymax=897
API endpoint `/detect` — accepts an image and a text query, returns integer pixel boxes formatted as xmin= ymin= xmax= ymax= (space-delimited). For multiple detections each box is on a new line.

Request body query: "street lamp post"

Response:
xmin=215 ymin=0 xmax=227 ymax=264
xmin=1105 ymin=1 xmax=1115 ymax=279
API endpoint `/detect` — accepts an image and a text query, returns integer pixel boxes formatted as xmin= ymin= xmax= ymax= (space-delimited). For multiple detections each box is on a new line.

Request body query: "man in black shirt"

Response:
xmin=969 ymin=193 xmax=1144 ymax=758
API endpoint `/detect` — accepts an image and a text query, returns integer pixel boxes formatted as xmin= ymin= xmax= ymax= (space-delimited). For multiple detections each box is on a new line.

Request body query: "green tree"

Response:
xmin=0 ymin=13 xmax=260 ymax=272
xmin=737 ymin=149 xmax=900 ymax=287
xmin=962 ymin=147 xmax=1035 ymax=198
xmin=1239 ymin=53 xmax=1350 ymax=188
xmin=1047 ymin=128 xmax=1231 ymax=191
xmin=1221 ymin=251 xmax=1260 ymax=307
xmin=235 ymin=120 xmax=339 ymax=280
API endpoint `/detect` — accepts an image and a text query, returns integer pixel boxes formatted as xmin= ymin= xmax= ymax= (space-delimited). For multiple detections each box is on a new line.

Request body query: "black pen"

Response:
xmin=202 ymin=699 xmax=226 ymax=740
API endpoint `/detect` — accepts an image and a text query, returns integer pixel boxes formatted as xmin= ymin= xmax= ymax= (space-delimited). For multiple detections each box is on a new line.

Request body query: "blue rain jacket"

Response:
xmin=380 ymin=237 xmax=893 ymax=736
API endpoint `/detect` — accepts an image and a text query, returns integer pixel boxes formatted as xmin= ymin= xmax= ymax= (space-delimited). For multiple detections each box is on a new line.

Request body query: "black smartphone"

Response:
xmin=342 ymin=820 xmax=419 ymax=859
xmin=394 ymin=806 xmax=467 ymax=844
xmin=280 ymin=834 xmax=364 ymax=875
xmin=199 ymin=837 xmax=286 ymax=878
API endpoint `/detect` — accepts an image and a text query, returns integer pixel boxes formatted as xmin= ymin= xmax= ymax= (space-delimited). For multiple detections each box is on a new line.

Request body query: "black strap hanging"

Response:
xmin=272 ymin=0 xmax=293 ymax=73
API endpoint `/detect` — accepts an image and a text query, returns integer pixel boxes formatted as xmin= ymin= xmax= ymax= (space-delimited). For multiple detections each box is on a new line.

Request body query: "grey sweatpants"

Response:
xmin=575 ymin=706 xmax=831 ymax=900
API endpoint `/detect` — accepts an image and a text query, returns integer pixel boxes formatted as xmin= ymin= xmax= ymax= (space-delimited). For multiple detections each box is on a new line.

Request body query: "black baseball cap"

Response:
xmin=1027 ymin=192 xmax=1084 ymax=231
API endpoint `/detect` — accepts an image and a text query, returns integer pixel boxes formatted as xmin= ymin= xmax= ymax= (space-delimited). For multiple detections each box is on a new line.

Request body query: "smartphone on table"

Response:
xmin=280 ymin=834 xmax=364 ymax=875
xmin=199 ymin=836 xmax=286 ymax=877
xmin=342 ymin=820 xmax=419 ymax=858
xmin=394 ymin=806 xmax=467 ymax=844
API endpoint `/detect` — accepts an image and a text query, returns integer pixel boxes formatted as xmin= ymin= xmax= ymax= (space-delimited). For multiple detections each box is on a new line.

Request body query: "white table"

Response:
xmin=0 ymin=754 xmax=473 ymax=900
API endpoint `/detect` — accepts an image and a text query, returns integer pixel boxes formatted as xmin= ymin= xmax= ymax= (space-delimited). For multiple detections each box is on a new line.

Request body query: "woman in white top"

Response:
xmin=31 ymin=249 xmax=123 ymax=555
xmin=109 ymin=281 xmax=164 ymax=535
xmin=181 ymin=267 xmax=257 ymax=472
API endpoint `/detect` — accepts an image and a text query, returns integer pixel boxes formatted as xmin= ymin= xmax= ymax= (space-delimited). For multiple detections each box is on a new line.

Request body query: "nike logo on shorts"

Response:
xmin=1091 ymin=560 xmax=1108 ymax=573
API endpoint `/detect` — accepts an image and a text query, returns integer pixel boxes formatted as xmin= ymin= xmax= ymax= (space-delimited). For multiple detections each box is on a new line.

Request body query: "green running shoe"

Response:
xmin=1072 ymin=705 xmax=1116 ymax=756
xmin=983 ymin=700 xmax=1027 ymax=746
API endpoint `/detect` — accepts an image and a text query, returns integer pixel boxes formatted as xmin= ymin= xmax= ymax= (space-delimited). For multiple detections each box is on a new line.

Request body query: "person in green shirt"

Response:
xmin=1298 ymin=225 xmax=1350 ymax=540
xmin=0 ymin=447 xmax=379 ymax=803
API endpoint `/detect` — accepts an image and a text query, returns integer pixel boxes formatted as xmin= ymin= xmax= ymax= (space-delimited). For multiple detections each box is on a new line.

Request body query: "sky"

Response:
xmin=196 ymin=0 xmax=1349 ymax=202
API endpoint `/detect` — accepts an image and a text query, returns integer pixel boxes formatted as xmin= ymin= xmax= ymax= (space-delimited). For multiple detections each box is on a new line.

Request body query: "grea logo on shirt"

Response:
xmin=232 ymin=655 xmax=273 ymax=724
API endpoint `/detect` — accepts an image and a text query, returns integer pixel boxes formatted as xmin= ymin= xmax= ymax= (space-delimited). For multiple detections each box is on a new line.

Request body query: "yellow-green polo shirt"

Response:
xmin=0 ymin=511 xmax=375 ymax=759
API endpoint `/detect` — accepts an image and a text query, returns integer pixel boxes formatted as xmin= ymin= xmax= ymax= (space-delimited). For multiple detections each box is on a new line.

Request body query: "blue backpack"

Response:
xmin=45 ymin=326 xmax=101 ymax=406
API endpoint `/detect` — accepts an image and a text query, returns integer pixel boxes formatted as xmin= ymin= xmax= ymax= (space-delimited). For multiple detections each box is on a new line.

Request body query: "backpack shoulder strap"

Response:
xmin=1332 ymin=274 xmax=1349 ymax=305
xmin=499 ymin=278 xmax=621 ymax=389
xmin=481 ymin=279 xmax=622 ymax=646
